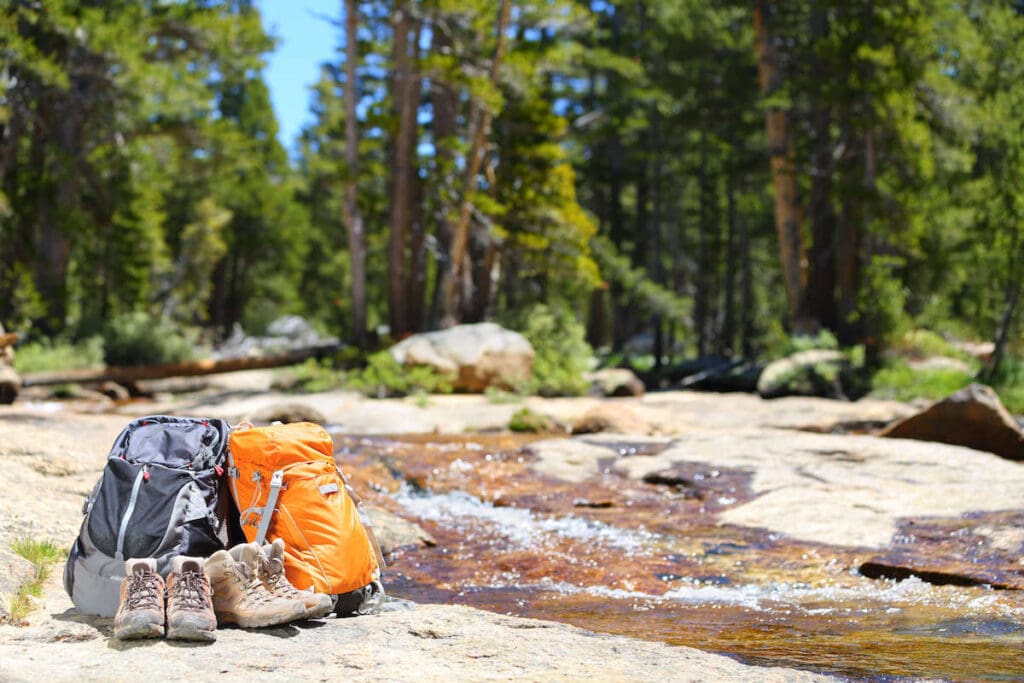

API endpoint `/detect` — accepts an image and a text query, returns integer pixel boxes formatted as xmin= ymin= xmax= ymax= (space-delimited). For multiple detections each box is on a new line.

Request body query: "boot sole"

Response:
xmin=114 ymin=621 xmax=164 ymax=640
xmin=167 ymin=622 xmax=217 ymax=642
xmin=216 ymin=607 xmax=305 ymax=629
xmin=304 ymin=600 xmax=334 ymax=619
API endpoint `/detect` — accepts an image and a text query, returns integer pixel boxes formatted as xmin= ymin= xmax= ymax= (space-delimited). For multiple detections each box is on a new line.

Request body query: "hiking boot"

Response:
xmin=113 ymin=559 xmax=165 ymax=640
xmin=206 ymin=545 xmax=306 ymax=628
xmin=165 ymin=556 xmax=217 ymax=641
xmin=259 ymin=538 xmax=334 ymax=619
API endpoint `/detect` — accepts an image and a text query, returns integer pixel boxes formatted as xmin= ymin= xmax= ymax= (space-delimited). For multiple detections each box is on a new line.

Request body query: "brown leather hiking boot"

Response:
xmin=165 ymin=556 xmax=216 ymax=641
xmin=259 ymin=538 xmax=334 ymax=619
xmin=206 ymin=544 xmax=306 ymax=628
xmin=113 ymin=559 xmax=165 ymax=640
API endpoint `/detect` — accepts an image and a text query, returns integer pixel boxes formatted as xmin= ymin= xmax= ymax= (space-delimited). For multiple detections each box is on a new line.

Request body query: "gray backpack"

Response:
xmin=63 ymin=416 xmax=231 ymax=616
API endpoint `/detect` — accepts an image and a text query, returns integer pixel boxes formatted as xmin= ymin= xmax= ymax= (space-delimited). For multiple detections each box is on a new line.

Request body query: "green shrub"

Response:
xmin=103 ymin=312 xmax=196 ymax=366
xmin=13 ymin=336 xmax=104 ymax=373
xmin=343 ymin=351 xmax=453 ymax=398
xmin=869 ymin=359 xmax=973 ymax=403
xmin=889 ymin=329 xmax=968 ymax=361
xmin=984 ymin=356 xmax=1024 ymax=413
xmin=281 ymin=358 xmax=345 ymax=393
xmin=507 ymin=304 xmax=593 ymax=396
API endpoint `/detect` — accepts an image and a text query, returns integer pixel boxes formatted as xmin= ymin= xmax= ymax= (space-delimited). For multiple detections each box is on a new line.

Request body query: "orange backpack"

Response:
xmin=226 ymin=422 xmax=383 ymax=607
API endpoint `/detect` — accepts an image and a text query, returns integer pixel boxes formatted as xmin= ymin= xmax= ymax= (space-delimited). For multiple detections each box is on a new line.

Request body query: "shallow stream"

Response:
xmin=335 ymin=434 xmax=1024 ymax=681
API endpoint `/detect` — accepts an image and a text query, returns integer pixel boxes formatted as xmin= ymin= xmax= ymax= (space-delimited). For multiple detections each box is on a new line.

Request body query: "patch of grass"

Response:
xmin=485 ymin=387 xmax=524 ymax=404
xmin=13 ymin=337 xmax=104 ymax=374
xmin=509 ymin=407 xmax=557 ymax=433
xmin=869 ymin=360 xmax=973 ymax=403
xmin=9 ymin=538 xmax=66 ymax=622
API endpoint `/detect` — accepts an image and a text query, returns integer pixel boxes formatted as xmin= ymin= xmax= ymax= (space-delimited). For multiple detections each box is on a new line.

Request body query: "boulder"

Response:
xmin=571 ymin=404 xmax=652 ymax=435
xmin=586 ymin=368 xmax=645 ymax=397
xmin=362 ymin=506 xmax=436 ymax=555
xmin=0 ymin=364 xmax=20 ymax=405
xmin=879 ymin=383 xmax=1024 ymax=461
xmin=0 ymin=321 xmax=13 ymax=365
xmin=757 ymin=349 xmax=849 ymax=400
xmin=388 ymin=323 xmax=533 ymax=392
xmin=250 ymin=402 xmax=328 ymax=426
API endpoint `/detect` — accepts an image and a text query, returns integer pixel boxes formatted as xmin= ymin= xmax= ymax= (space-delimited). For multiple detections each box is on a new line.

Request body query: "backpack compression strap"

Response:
xmin=254 ymin=470 xmax=284 ymax=545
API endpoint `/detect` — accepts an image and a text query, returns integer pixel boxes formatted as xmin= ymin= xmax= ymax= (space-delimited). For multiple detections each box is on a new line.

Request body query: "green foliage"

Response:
xmin=888 ymin=329 xmax=968 ymax=361
xmin=102 ymin=312 xmax=196 ymax=367
xmin=508 ymin=304 xmax=593 ymax=397
xmin=11 ymin=537 xmax=65 ymax=567
xmin=343 ymin=351 xmax=453 ymax=398
xmin=767 ymin=329 xmax=841 ymax=359
xmin=509 ymin=407 xmax=556 ymax=433
xmin=869 ymin=360 xmax=973 ymax=403
xmin=13 ymin=337 xmax=104 ymax=374
xmin=281 ymin=358 xmax=346 ymax=393
xmin=982 ymin=356 xmax=1024 ymax=414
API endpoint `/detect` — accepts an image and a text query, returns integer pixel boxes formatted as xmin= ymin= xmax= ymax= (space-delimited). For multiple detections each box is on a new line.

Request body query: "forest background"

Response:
xmin=2 ymin=0 xmax=1024 ymax=406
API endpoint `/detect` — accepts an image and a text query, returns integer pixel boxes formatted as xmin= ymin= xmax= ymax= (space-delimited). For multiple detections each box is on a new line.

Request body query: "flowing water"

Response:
xmin=335 ymin=434 xmax=1024 ymax=681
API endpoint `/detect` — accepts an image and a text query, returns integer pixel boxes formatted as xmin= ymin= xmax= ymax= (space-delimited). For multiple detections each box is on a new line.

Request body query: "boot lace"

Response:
xmin=236 ymin=562 xmax=274 ymax=604
xmin=173 ymin=570 xmax=210 ymax=612
xmin=125 ymin=572 xmax=161 ymax=610
xmin=261 ymin=556 xmax=298 ymax=596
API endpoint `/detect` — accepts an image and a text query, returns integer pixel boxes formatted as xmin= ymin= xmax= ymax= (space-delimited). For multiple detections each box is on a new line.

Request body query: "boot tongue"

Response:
xmin=132 ymin=563 xmax=150 ymax=576
xmin=270 ymin=538 xmax=285 ymax=561
xmin=180 ymin=559 xmax=201 ymax=574
xmin=238 ymin=543 xmax=261 ymax=568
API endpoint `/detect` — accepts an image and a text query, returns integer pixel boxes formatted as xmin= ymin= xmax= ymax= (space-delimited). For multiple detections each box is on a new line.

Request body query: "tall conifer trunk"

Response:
xmin=388 ymin=4 xmax=420 ymax=337
xmin=754 ymin=0 xmax=808 ymax=331
xmin=440 ymin=0 xmax=511 ymax=328
xmin=343 ymin=0 xmax=367 ymax=347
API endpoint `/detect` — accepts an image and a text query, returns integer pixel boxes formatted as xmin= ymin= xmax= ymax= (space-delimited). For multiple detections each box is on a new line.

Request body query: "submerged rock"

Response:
xmin=879 ymin=383 xmax=1024 ymax=461
xmin=363 ymin=506 xmax=435 ymax=554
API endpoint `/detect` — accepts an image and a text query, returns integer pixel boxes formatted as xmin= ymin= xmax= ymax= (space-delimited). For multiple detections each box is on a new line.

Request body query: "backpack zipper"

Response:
xmin=114 ymin=464 xmax=148 ymax=561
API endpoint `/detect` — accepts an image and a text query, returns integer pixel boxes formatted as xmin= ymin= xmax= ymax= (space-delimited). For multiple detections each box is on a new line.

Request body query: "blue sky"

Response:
xmin=256 ymin=1 xmax=339 ymax=154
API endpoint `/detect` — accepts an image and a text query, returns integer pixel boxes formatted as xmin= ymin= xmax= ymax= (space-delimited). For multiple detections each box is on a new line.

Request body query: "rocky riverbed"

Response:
xmin=2 ymin=371 xmax=1023 ymax=680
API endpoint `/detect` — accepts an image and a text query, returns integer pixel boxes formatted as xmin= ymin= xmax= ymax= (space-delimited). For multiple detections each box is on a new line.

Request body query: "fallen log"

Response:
xmin=21 ymin=343 xmax=341 ymax=387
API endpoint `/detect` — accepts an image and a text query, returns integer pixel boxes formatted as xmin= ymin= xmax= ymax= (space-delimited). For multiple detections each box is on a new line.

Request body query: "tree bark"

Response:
xmin=439 ymin=0 xmax=511 ymax=328
xmin=388 ymin=4 xmax=420 ymax=337
xmin=754 ymin=0 xmax=807 ymax=330
xmin=343 ymin=0 xmax=367 ymax=347
xmin=803 ymin=2 xmax=836 ymax=332
xmin=427 ymin=18 xmax=458 ymax=329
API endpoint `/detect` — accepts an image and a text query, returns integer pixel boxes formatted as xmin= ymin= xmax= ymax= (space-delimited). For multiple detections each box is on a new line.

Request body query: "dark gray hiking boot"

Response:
xmin=206 ymin=545 xmax=306 ymax=628
xmin=113 ymin=559 xmax=165 ymax=640
xmin=165 ymin=556 xmax=217 ymax=641
xmin=259 ymin=538 xmax=334 ymax=619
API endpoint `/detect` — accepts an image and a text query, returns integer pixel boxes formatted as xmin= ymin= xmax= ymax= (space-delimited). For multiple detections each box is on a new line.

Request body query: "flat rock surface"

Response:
xmin=528 ymin=428 xmax=1024 ymax=548
xmin=0 ymin=591 xmax=830 ymax=682
xmin=117 ymin=371 xmax=912 ymax=436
